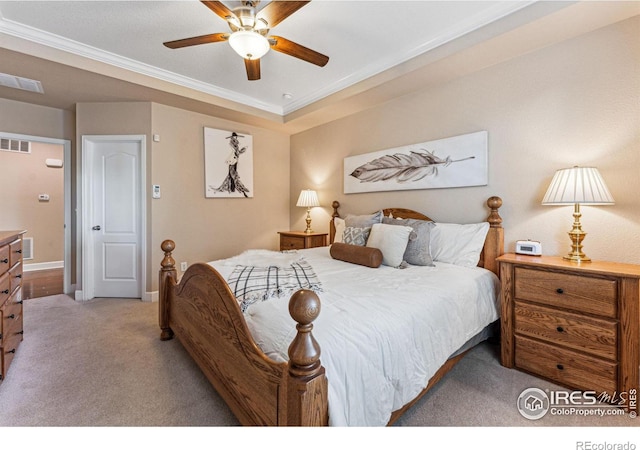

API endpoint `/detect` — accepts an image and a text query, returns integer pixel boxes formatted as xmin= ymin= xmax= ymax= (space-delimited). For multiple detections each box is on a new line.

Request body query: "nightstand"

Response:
xmin=278 ymin=231 xmax=328 ymax=251
xmin=498 ymin=253 xmax=639 ymax=406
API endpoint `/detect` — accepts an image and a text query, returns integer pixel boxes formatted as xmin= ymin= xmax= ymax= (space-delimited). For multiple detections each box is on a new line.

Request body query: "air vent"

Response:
xmin=22 ymin=238 xmax=34 ymax=260
xmin=0 ymin=72 xmax=44 ymax=94
xmin=0 ymin=138 xmax=31 ymax=154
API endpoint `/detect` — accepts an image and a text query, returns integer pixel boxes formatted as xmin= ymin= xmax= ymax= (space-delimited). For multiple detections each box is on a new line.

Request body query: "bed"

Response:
xmin=158 ymin=196 xmax=504 ymax=426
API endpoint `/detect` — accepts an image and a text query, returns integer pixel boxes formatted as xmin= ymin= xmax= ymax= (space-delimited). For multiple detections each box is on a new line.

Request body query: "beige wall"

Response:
xmin=150 ymin=103 xmax=290 ymax=290
xmin=0 ymin=142 xmax=64 ymax=264
xmin=290 ymin=16 xmax=640 ymax=264
xmin=0 ymin=98 xmax=74 ymax=140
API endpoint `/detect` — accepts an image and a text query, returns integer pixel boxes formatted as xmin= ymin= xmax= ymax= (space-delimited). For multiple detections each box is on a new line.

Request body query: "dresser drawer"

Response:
xmin=514 ymin=267 xmax=617 ymax=318
xmin=515 ymin=335 xmax=617 ymax=395
xmin=0 ymin=289 xmax=23 ymax=356
xmin=0 ymin=245 xmax=9 ymax=275
xmin=280 ymin=236 xmax=305 ymax=250
xmin=0 ymin=272 xmax=10 ymax=306
xmin=2 ymin=298 xmax=23 ymax=336
xmin=515 ymin=301 xmax=617 ymax=360
xmin=9 ymin=239 xmax=22 ymax=268
xmin=1 ymin=325 xmax=23 ymax=381
xmin=9 ymin=262 xmax=22 ymax=295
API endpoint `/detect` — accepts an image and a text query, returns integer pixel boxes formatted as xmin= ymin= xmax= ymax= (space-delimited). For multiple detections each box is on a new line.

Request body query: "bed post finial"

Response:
xmin=159 ymin=240 xmax=177 ymax=341
xmin=286 ymin=289 xmax=329 ymax=426
xmin=331 ymin=201 xmax=340 ymax=220
xmin=487 ymin=196 xmax=503 ymax=228
xmin=288 ymin=289 xmax=322 ymax=377
xmin=161 ymin=240 xmax=176 ymax=269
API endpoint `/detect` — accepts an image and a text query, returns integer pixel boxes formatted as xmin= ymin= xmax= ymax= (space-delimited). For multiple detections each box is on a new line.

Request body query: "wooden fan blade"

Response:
xmin=244 ymin=58 xmax=261 ymax=81
xmin=257 ymin=1 xmax=310 ymax=28
xmin=200 ymin=1 xmax=235 ymax=21
xmin=164 ymin=32 xmax=229 ymax=49
xmin=269 ymin=36 xmax=329 ymax=67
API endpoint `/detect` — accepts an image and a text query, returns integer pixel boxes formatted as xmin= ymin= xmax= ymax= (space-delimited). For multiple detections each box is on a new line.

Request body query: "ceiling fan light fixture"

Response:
xmin=229 ymin=30 xmax=270 ymax=59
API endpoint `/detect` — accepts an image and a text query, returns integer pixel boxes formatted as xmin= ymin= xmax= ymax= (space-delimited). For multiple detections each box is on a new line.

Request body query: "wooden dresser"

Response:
xmin=278 ymin=231 xmax=328 ymax=251
xmin=0 ymin=230 xmax=26 ymax=383
xmin=498 ymin=253 xmax=639 ymax=407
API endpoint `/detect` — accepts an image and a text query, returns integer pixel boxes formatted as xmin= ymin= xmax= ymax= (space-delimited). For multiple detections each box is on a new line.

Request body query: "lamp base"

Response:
xmin=563 ymin=253 xmax=591 ymax=263
xmin=304 ymin=209 xmax=314 ymax=234
xmin=563 ymin=203 xmax=591 ymax=263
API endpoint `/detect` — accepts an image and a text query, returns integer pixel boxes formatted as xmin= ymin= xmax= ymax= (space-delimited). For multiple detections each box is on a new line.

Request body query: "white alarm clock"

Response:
xmin=516 ymin=240 xmax=542 ymax=256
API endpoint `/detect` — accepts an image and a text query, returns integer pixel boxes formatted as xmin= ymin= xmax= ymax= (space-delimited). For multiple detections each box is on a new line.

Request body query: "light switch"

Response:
xmin=152 ymin=185 xmax=161 ymax=199
xmin=38 ymin=194 xmax=50 ymax=201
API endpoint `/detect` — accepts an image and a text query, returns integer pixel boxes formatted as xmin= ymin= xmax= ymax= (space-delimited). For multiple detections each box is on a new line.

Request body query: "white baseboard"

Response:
xmin=143 ymin=291 xmax=158 ymax=302
xmin=24 ymin=260 xmax=64 ymax=272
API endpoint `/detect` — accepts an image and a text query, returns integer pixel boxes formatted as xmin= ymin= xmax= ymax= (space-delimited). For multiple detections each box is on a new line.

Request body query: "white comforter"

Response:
xmin=210 ymin=246 xmax=500 ymax=426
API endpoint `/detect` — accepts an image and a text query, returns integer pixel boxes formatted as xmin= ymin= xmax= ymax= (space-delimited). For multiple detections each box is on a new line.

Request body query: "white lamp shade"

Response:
xmin=228 ymin=30 xmax=270 ymax=59
xmin=542 ymin=166 xmax=614 ymax=205
xmin=296 ymin=189 xmax=320 ymax=208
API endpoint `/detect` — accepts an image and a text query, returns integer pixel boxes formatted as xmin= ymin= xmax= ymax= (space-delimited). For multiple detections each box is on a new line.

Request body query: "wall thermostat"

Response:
xmin=516 ymin=240 xmax=542 ymax=256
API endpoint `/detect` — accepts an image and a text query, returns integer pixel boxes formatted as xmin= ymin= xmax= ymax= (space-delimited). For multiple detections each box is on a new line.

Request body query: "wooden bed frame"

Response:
xmin=158 ymin=196 xmax=504 ymax=426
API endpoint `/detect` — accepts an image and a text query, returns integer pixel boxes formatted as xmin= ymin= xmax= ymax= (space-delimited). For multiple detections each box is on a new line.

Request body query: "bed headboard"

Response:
xmin=329 ymin=196 xmax=504 ymax=276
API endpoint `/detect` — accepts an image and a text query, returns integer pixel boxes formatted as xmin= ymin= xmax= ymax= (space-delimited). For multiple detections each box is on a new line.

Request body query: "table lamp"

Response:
xmin=296 ymin=189 xmax=320 ymax=234
xmin=542 ymin=166 xmax=614 ymax=262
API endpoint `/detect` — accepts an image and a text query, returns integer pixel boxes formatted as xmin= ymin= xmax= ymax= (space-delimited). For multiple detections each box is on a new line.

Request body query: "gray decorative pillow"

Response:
xmin=382 ymin=217 xmax=435 ymax=266
xmin=342 ymin=227 xmax=371 ymax=246
xmin=344 ymin=210 xmax=383 ymax=229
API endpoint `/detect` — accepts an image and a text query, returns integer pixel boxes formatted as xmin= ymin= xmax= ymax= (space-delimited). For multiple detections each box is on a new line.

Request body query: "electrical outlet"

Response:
xmin=180 ymin=262 xmax=188 ymax=272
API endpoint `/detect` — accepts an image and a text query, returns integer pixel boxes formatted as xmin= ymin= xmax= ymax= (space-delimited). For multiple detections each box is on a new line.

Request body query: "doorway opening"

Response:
xmin=0 ymin=132 xmax=72 ymax=297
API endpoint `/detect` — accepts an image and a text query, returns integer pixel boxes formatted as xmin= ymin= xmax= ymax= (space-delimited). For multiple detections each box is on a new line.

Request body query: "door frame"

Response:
xmin=0 ymin=132 xmax=72 ymax=294
xmin=80 ymin=134 xmax=147 ymax=301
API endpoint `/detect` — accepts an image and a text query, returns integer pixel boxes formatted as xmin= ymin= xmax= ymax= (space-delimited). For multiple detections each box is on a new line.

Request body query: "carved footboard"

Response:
xmin=159 ymin=240 xmax=328 ymax=426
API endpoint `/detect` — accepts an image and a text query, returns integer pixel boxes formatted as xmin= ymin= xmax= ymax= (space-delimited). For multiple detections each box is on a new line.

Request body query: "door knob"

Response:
xmin=92 ymin=225 xmax=101 ymax=231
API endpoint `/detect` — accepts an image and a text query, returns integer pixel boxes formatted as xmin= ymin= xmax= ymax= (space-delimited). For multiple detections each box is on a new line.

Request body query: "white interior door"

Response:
xmin=82 ymin=136 xmax=145 ymax=300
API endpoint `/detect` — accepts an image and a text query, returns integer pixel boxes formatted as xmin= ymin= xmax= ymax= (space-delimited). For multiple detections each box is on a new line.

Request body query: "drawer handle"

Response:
xmin=556 ymin=326 xmax=565 ymax=333
xmin=7 ymin=314 xmax=15 ymax=319
xmin=17 ymin=300 xmax=23 ymax=305
xmin=15 ymin=249 xmax=22 ymax=254
xmin=7 ymin=348 xmax=16 ymax=354
xmin=16 ymin=274 xmax=22 ymax=279
xmin=0 ymin=332 xmax=2 ymax=339
xmin=1 ymin=289 xmax=8 ymax=294
xmin=556 ymin=288 xmax=564 ymax=294
xmin=17 ymin=330 xmax=23 ymax=335
xmin=0 ymin=258 xmax=7 ymax=264
xmin=556 ymin=364 xmax=564 ymax=370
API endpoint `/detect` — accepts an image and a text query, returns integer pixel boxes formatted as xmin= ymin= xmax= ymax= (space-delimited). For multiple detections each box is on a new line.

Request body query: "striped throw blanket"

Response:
xmin=225 ymin=251 xmax=322 ymax=313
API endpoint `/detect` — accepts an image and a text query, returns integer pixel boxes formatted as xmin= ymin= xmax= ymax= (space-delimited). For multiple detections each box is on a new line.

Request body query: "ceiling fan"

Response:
xmin=163 ymin=0 xmax=329 ymax=81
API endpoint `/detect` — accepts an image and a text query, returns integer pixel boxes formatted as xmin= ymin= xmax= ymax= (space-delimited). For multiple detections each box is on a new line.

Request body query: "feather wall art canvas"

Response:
xmin=343 ymin=131 xmax=488 ymax=194
xmin=204 ymin=127 xmax=254 ymax=198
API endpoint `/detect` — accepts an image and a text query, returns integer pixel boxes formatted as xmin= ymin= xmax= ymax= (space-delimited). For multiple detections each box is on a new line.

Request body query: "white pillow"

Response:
xmin=366 ymin=223 xmax=413 ymax=268
xmin=333 ymin=217 xmax=345 ymax=243
xmin=430 ymin=222 xmax=490 ymax=268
